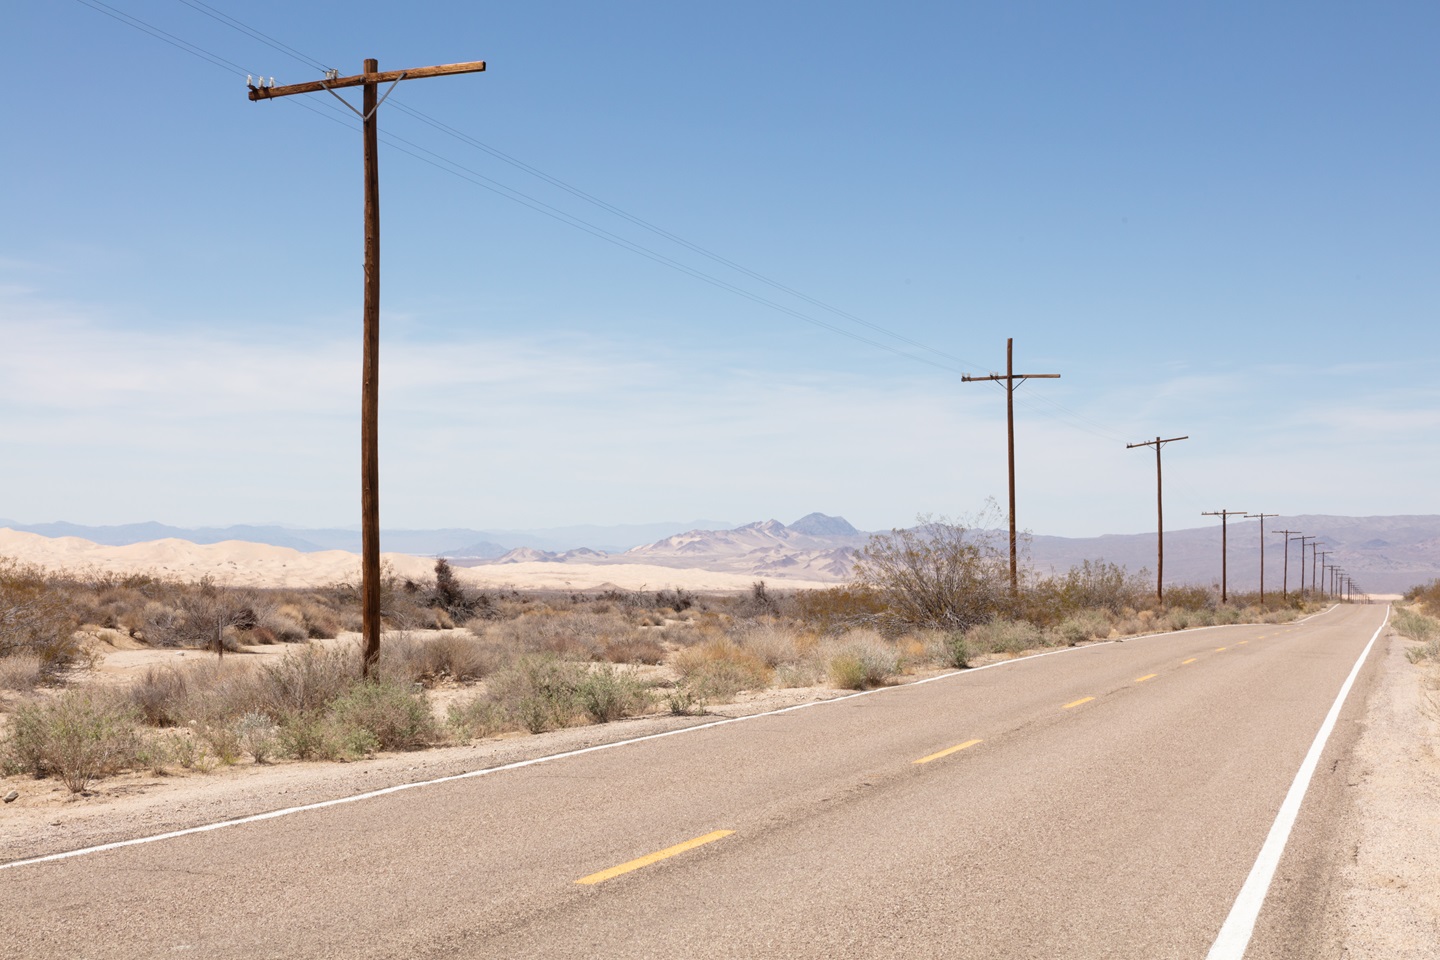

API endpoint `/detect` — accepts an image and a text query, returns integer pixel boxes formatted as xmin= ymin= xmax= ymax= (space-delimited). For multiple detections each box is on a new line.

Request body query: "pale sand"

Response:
xmin=0 ymin=528 xmax=838 ymax=592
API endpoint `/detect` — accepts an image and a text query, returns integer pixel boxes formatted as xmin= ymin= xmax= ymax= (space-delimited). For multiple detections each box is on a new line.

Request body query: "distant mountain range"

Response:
xmin=0 ymin=518 xmax=737 ymax=557
xmin=4 ymin=512 xmax=1437 ymax=593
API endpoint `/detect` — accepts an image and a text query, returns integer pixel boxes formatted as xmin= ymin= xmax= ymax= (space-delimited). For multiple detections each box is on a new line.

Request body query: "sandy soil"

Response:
xmin=1336 ymin=630 xmax=1440 ymax=955
xmin=0 ymin=528 xmax=837 ymax=592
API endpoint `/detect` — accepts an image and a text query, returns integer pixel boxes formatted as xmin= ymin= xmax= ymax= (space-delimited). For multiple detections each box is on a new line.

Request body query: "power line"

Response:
xmin=171 ymin=0 xmax=985 ymax=372
xmin=171 ymin=0 xmax=332 ymax=74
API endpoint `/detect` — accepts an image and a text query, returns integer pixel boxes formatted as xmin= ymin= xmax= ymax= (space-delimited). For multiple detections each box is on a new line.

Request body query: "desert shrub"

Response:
xmin=235 ymin=711 xmax=281 ymax=763
xmin=196 ymin=722 xmax=244 ymax=766
xmin=792 ymin=586 xmax=888 ymax=630
xmin=599 ymin=630 xmax=667 ymax=665
xmin=0 ymin=558 xmax=80 ymax=670
xmin=1394 ymin=607 xmax=1439 ymax=644
xmin=1404 ymin=580 xmax=1440 ymax=613
xmin=1052 ymin=610 xmax=1112 ymax=646
xmin=2 ymin=689 xmax=142 ymax=792
xmin=1161 ymin=585 xmax=1215 ymax=611
xmin=0 ymin=651 xmax=45 ymax=692
xmin=824 ymin=629 xmax=901 ymax=690
xmin=737 ymin=621 xmax=807 ymax=668
xmin=260 ymin=646 xmax=358 ymax=715
xmin=966 ymin=619 xmax=1045 ymax=658
xmin=1021 ymin=561 xmax=1149 ymax=626
xmin=279 ymin=712 xmax=378 ymax=761
xmin=327 ymin=680 xmax=436 ymax=751
xmin=575 ymin=665 xmax=652 ymax=723
xmin=378 ymin=631 xmax=504 ymax=685
xmin=672 ymin=639 xmax=772 ymax=702
xmin=128 ymin=664 xmax=195 ymax=726
xmin=446 ymin=696 xmax=507 ymax=740
xmin=485 ymin=655 xmax=589 ymax=734
xmin=854 ymin=511 xmax=1011 ymax=631
xmin=936 ymin=631 xmax=972 ymax=668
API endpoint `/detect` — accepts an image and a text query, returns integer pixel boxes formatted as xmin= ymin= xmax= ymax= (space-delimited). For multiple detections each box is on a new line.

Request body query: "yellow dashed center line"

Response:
xmin=1063 ymin=696 xmax=1095 ymax=710
xmin=1135 ymin=674 xmax=1157 ymax=683
xmin=576 ymin=830 xmax=734 ymax=885
xmin=1215 ymin=647 xmax=1228 ymax=652
xmin=1240 ymin=640 xmax=1250 ymax=645
xmin=1182 ymin=657 xmax=1198 ymax=664
xmin=914 ymin=739 xmax=983 ymax=765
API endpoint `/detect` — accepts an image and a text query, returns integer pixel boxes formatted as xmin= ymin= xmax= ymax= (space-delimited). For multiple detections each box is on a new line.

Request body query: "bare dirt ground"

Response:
xmin=1336 ymin=628 xmax=1440 ymax=955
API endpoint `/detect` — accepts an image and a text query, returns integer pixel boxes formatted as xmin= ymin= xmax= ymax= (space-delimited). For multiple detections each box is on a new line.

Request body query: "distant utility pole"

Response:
xmin=1126 ymin=435 xmax=1189 ymax=603
xmin=248 ymin=58 xmax=488 ymax=678
xmin=1273 ymin=528 xmax=1301 ymax=598
xmin=1292 ymin=534 xmax=1316 ymax=595
xmin=1313 ymin=545 xmax=1328 ymax=599
xmin=962 ymin=338 xmax=1060 ymax=597
xmin=1202 ymin=509 xmax=1247 ymax=603
xmin=1248 ymin=512 xmax=1277 ymax=602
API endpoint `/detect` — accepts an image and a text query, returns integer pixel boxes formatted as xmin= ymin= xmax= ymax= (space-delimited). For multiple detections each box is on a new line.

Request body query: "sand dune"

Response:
xmin=0 ymin=528 xmax=837 ymax=592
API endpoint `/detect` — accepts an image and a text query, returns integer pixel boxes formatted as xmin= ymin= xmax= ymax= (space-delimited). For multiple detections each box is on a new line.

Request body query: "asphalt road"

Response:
xmin=1 ymin=604 xmax=1389 ymax=959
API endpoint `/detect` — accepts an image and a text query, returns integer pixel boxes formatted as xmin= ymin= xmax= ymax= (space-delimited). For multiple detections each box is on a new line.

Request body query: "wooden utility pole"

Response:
xmin=962 ymin=338 xmax=1060 ymax=597
xmin=1126 ymin=435 xmax=1189 ymax=603
xmin=1316 ymin=550 xmax=1331 ymax=598
xmin=1202 ymin=509 xmax=1247 ymax=603
xmin=1292 ymin=534 xmax=1316 ymax=595
xmin=1248 ymin=512 xmax=1277 ymax=602
xmin=1312 ymin=544 xmax=1326 ymax=599
xmin=1273 ymin=528 xmax=1301 ymax=598
xmin=248 ymin=58 xmax=487 ymax=677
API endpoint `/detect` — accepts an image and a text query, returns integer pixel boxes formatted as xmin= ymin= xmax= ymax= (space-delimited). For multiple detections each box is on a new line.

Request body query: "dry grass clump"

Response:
xmin=377 ymin=631 xmax=505 ymax=684
xmin=469 ymin=655 xmax=653 ymax=734
xmin=0 ymin=651 xmax=45 ymax=693
xmin=823 ymin=628 xmax=902 ymax=690
xmin=1394 ymin=607 xmax=1440 ymax=663
xmin=1 ymin=688 xmax=143 ymax=793
xmin=966 ymin=620 xmax=1045 ymax=658
xmin=673 ymin=638 xmax=772 ymax=702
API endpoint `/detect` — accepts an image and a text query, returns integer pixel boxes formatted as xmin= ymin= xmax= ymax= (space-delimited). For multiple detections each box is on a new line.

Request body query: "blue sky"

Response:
xmin=2 ymin=1 xmax=1436 ymax=537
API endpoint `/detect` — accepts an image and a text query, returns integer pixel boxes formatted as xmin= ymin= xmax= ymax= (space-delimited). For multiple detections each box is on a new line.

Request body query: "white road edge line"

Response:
xmin=1205 ymin=604 xmax=1390 ymax=960
xmin=0 ymin=605 xmax=1344 ymax=872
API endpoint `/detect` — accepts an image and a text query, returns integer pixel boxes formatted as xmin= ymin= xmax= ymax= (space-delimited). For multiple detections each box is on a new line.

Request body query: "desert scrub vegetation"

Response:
xmin=1393 ymin=605 xmax=1440 ymax=664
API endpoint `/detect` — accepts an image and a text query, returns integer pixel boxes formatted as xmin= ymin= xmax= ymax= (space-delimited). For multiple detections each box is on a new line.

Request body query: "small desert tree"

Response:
xmin=854 ymin=512 xmax=1011 ymax=631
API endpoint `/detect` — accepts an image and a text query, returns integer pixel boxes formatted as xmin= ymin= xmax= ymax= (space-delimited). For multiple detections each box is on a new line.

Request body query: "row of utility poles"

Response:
xmin=1198 ymin=514 xmax=1361 ymax=604
xmin=965 ymin=339 xmax=1364 ymax=607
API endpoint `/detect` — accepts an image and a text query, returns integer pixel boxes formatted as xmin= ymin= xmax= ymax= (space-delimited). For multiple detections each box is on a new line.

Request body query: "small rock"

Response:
xmin=3 ymin=790 xmax=17 ymax=803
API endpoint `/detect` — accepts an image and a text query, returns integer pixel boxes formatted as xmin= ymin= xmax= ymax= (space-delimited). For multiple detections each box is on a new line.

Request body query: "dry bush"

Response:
xmin=1 ymin=688 xmax=143 ymax=793
xmin=483 ymin=655 xmax=590 ymax=734
xmin=446 ymin=696 xmax=507 ymax=741
xmin=965 ymin=620 xmax=1046 ymax=658
xmin=1051 ymin=610 xmax=1112 ymax=646
xmin=736 ymin=621 xmax=808 ymax=668
xmin=672 ymin=638 xmax=772 ymax=702
xmin=792 ymin=586 xmax=887 ymax=630
xmin=599 ymin=631 xmax=667 ymax=665
xmin=823 ymin=629 xmax=901 ymax=690
xmin=0 ymin=651 xmax=45 ymax=692
xmin=854 ymin=512 xmax=1011 ymax=631
xmin=0 ymin=558 xmax=80 ymax=671
xmin=378 ymin=631 xmax=504 ymax=685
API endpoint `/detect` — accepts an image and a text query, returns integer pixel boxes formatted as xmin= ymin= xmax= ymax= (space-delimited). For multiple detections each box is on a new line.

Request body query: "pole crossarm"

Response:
xmin=246 ymin=56 xmax=485 ymax=679
xmin=1202 ymin=509 xmax=1247 ymax=603
xmin=247 ymin=60 xmax=487 ymax=100
xmin=961 ymin=338 xmax=1060 ymax=597
xmin=1247 ymin=512 xmax=1277 ymax=602
xmin=1126 ymin=435 xmax=1189 ymax=602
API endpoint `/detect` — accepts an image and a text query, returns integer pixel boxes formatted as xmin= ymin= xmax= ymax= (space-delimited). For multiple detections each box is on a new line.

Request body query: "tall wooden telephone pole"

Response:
xmin=1272 ymin=527 xmax=1301 ymax=598
xmin=248 ymin=59 xmax=487 ymax=677
xmin=1292 ymin=534 xmax=1316 ymax=595
xmin=1126 ymin=435 xmax=1188 ymax=603
xmin=1201 ymin=509 xmax=1247 ymax=604
xmin=1247 ymin=512 xmax=1276 ymax=602
xmin=961 ymin=338 xmax=1060 ymax=596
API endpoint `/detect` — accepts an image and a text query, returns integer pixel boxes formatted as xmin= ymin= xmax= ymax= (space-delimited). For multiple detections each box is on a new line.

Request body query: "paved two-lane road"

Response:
xmin=1 ymin=604 xmax=1389 ymax=958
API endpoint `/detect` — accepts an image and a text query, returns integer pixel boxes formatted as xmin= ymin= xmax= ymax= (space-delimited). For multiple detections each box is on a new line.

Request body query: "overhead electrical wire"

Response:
xmin=76 ymin=0 xmax=1131 ymax=444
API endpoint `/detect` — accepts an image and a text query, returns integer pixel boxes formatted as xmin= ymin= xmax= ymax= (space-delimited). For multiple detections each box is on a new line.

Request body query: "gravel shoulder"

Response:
xmin=1337 ymin=627 xmax=1440 ymax=955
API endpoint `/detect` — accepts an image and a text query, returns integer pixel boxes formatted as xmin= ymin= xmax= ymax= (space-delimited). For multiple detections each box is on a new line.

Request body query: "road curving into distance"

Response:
xmin=2 ymin=603 xmax=1390 ymax=958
